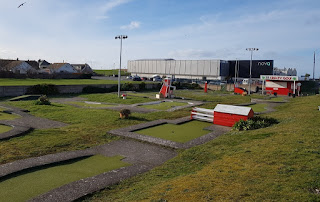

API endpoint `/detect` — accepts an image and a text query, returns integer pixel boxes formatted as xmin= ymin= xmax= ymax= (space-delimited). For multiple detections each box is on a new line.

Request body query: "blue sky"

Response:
xmin=1 ymin=0 xmax=320 ymax=77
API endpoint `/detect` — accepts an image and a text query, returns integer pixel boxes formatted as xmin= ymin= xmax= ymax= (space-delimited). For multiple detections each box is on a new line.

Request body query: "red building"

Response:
xmin=213 ymin=104 xmax=254 ymax=127
xmin=260 ymin=75 xmax=300 ymax=96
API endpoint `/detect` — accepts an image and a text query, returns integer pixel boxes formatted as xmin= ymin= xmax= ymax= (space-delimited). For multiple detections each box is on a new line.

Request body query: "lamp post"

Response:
xmin=246 ymin=48 xmax=259 ymax=95
xmin=115 ymin=35 xmax=128 ymax=97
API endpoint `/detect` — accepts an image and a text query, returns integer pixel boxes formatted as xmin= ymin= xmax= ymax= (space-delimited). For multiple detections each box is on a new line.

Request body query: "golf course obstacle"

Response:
xmin=191 ymin=107 xmax=214 ymax=123
xmin=191 ymin=104 xmax=254 ymax=127
xmin=159 ymin=78 xmax=176 ymax=98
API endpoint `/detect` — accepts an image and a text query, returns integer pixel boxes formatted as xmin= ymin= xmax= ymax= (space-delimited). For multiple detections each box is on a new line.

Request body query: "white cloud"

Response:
xmin=96 ymin=0 xmax=132 ymax=20
xmin=120 ymin=21 xmax=141 ymax=30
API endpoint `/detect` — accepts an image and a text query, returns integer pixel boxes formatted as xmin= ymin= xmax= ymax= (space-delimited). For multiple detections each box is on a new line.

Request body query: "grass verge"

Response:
xmin=67 ymin=102 xmax=114 ymax=108
xmin=0 ymin=155 xmax=129 ymax=202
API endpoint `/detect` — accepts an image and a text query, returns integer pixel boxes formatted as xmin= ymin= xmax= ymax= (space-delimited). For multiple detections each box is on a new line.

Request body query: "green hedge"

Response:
xmin=26 ymin=84 xmax=59 ymax=95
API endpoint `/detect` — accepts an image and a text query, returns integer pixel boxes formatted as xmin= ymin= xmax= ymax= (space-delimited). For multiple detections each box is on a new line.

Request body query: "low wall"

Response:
xmin=199 ymin=84 xmax=261 ymax=92
xmin=0 ymin=83 xmax=158 ymax=97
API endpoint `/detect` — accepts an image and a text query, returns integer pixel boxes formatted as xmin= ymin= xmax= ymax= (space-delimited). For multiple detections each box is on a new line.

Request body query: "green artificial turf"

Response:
xmin=0 ymin=108 xmax=20 ymax=120
xmin=0 ymin=155 xmax=129 ymax=202
xmin=136 ymin=120 xmax=212 ymax=143
xmin=140 ymin=101 xmax=187 ymax=110
xmin=0 ymin=125 xmax=13 ymax=133
xmin=67 ymin=101 xmax=114 ymax=108
xmin=250 ymin=103 xmax=267 ymax=112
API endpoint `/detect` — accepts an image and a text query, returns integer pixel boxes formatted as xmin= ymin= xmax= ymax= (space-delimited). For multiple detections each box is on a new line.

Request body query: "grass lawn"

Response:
xmin=0 ymin=125 xmax=13 ymax=133
xmin=270 ymin=96 xmax=285 ymax=102
xmin=0 ymin=155 xmax=129 ymax=202
xmin=80 ymin=93 xmax=156 ymax=105
xmin=85 ymin=95 xmax=320 ymax=201
xmin=140 ymin=101 xmax=188 ymax=110
xmin=136 ymin=120 xmax=212 ymax=143
xmin=67 ymin=101 xmax=114 ymax=108
xmin=93 ymin=70 xmax=130 ymax=76
xmin=127 ymin=91 xmax=159 ymax=98
xmin=0 ymin=78 xmax=121 ymax=86
xmin=250 ymin=103 xmax=267 ymax=112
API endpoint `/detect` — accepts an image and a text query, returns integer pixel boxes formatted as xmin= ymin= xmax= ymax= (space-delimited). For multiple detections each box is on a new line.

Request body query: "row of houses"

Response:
xmin=0 ymin=59 xmax=93 ymax=75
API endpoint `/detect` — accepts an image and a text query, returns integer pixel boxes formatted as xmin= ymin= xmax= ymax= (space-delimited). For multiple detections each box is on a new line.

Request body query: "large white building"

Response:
xmin=273 ymin=67 xmax=297 ymax=76
xmin=127 ymin=59 xmax=230 ymax=80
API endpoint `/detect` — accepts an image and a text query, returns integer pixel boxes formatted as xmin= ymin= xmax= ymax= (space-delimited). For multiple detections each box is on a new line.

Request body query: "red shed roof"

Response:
xmin=214 ymin=104 xmax=252 ymax=116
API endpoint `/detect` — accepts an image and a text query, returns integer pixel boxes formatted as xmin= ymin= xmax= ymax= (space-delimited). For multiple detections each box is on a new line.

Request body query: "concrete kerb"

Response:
xmin=0 ymin=124 xmax=33 ymax=140
xmin=109 ymin=116 xmax=231 ymax=149
xmin=0 ymin=150 xmax=95 ymax=178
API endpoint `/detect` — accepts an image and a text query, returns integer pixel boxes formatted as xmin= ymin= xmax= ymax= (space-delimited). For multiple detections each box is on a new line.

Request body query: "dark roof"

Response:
xmin=4 ymin=61 xmax=26 ymax=71
xmin=25 ymin=60 xmax=40 ymax=70
xmin=39 ymin=60 xmax=50 ymax=66
xmin=0 ymin=59 xmax=15 ymax=69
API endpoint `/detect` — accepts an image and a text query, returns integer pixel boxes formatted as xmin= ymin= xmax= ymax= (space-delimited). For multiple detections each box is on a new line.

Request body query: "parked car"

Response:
xmin=132 ymin=76 xmax=141 ymax=81
xmin=141 ymin=77 xmax=148 ymax=81
xmin=126 ymin=75 xmax=132 ymax=79
xmin=153 ymin=77 xmax=162 ymax=82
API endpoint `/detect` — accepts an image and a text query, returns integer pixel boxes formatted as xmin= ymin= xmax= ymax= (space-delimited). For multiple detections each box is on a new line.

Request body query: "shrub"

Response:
xmin=35 ymin=95 xmax=51 ymax=105
xmin=119 ymin=109 xmax=131 ymax=119
xmin=138 ymin=82 xmax=146 ymax=91
xmin=121 ymin=83 xmax=135 ymax=91
xmin=27 ymin=84 xmax=59 ymax=95
xmin=233 ymin=116 xmax=278 ymax=131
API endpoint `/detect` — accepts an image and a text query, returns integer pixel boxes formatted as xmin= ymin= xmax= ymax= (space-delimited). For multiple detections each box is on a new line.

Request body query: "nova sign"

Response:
xmin=258 ymin=61 xmax=271 ymax=66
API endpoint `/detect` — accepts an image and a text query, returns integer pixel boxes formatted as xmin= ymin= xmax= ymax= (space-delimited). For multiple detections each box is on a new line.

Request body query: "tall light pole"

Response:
xmin=314 ymin=51 xmax=316 ymax=81
xmin=246 ymin=48 xmax=259 ymax=95
xmin=115 ymin=35 xmax=128 ymax=97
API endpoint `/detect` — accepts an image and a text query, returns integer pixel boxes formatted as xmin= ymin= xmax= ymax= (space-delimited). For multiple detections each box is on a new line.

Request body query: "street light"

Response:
xmin=246 ymin=48 xmax=259 ymax=95
xmin=115 ymin=35 xmax=128 ymax=97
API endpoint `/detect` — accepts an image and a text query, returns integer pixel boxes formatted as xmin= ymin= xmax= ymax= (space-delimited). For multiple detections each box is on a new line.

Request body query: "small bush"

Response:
xmin=233 ymin=116 xmax=278 ymax=131
xmin=35 ymin=95 xmax=51 ymax=105
xmin=122 ymin=83 xmax=135 ymax=91
xmin=119 ymin=109 xmax=131 ymax=119
xmin=27 ymin=84 xmax=59 ymax=95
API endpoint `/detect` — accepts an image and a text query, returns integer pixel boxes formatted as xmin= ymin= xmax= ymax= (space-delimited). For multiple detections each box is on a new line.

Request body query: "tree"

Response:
xmin=305 ymin=73 xmax=310 ymax=80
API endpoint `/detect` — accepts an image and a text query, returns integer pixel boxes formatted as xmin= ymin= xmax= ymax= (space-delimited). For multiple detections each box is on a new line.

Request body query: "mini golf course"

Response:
xmin=0 ymin=155 xmax=129 ymax=202
xmin=136 ymin=120 xmax=212 ymax=143
xmin=140 ymin=101 xmax=188 ymax=110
